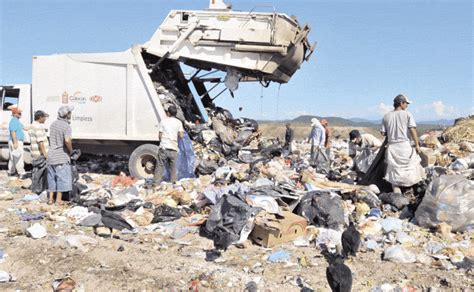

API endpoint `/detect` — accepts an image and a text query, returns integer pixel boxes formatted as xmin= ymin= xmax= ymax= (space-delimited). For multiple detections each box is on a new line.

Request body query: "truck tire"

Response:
xmin=129 ymin=144 xmax=159 ymax=179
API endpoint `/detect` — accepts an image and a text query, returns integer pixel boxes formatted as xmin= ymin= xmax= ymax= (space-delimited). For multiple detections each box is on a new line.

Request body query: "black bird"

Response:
xmin=97 ymin=205 xmax=133 ymax=238
xmin=341 ymin=221 xmax=360 ymax=258
xmin=322 ymin=250 xmax=353 ymax=292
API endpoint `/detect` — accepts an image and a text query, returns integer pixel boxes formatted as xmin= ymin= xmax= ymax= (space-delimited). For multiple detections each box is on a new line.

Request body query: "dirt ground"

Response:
xmin=0 ymin=170 xmax=472 ymax=291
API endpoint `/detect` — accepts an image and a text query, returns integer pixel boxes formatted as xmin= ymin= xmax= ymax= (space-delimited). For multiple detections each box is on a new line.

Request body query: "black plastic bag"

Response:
xmin=295 ymin=191 xmax=345 ymax=230
xmin=196 ymin=159 xmax=218 ymax=175
xmin=379 ymin=192 xmax=410 ymax=210
xmin=203 ymin=192 xmax=261 ymax=250
xmin=151 ymin=205 xmax=182 ymax=223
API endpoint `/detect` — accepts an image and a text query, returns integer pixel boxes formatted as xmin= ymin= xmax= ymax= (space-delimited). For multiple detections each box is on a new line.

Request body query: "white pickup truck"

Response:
xmin=0 ymin=1 xmax=314 ymax=178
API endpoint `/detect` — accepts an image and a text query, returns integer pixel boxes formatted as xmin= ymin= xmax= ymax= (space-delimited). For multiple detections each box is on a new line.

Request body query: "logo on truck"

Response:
xmin=70 ymin=91 xmax=86 ymax=104
xmin=61 ymin=91 xmax=69 ymax=104
xmin=89 ymin=95 xmax=102 ymax=103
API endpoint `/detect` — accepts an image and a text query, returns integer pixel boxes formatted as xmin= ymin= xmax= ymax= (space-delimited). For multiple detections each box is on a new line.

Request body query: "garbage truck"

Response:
xmin=0 ymin=0 xmax=315 ymax=178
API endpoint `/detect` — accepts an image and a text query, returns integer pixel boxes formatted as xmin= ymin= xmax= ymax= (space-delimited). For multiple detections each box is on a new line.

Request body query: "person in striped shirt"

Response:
xmin=29 ymin=110 xmax=50 ymax=160
xmin=47 ymin=106 xmax=74 ymax=205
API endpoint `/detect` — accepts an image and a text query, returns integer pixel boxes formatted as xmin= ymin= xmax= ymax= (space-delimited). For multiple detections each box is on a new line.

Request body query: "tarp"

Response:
xmin=360 ymin=138 xmax=392 ymax=192
xmin=162 ymin=132 xmax=196 ymax=181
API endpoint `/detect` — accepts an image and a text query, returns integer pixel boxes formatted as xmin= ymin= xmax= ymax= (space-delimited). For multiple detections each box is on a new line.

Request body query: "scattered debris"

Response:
xmin=26 ymin=223 xmax=47 ymax=239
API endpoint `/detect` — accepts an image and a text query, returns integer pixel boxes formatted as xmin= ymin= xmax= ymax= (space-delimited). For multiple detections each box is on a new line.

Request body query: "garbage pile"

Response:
xmin=0 ymin=118 xmax=473 ymax=290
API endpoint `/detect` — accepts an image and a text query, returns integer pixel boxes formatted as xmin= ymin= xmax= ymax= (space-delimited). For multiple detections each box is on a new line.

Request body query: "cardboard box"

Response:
xmin=420 ymin=147 xmax=440 ymax=167
xmin=250 ymin=211 xmax=307 ymax=247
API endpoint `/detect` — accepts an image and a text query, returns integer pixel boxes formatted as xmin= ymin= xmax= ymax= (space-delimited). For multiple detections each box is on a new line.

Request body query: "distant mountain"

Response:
xmin=290 ymin=115 xmax=378 ymax=127
xmin=348 ymin=118 xmax=378 ymax=124
xmin=260 ymin=115 xmax=455 ymax=128
xmin=418 ymin=119 xmax=454 ymax=126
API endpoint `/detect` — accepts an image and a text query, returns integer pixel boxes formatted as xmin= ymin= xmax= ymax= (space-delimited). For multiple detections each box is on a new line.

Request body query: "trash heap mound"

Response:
xmin=442 ymin=115 xmax=474 ymax=143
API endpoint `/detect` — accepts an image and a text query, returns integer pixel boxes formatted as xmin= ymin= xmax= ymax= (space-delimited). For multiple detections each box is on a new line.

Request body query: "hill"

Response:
xmin=290 ymin=115 xmax=379 ymax=127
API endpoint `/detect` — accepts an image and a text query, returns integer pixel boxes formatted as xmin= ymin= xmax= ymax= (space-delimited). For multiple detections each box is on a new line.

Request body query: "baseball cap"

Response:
xmin=58 ymin=105 xmax=74 ymax=117
xmin=34 ymin=110 xmax=49 ymax=120
xmin=394 ymin=94 xmax=413 ymax=104
xmin=349 ymin=129 xmax=361 ymax=142
xmin=11 ymin=107 xmax=22 ymax=114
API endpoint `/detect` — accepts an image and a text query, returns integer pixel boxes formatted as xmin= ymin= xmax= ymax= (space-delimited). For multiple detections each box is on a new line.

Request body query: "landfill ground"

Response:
xmin=0 ymin=178 xmax=472 ymax=291
xmin=0 ymin=153 xmax=473 ymax=291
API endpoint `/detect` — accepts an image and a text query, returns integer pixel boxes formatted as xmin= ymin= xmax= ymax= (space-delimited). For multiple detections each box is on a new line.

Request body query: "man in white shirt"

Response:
xmin=348 ymin=130 xmax=382 ymax=157
xmin=381 ymin=94 xmax=425 ymax=193
xmin=348 ymin=130 xmax=382 ymax=173
xmin=154 ymin=105 xmax=185 ymax=184
xmin=307 ymin=118 xmax=326 ymax=163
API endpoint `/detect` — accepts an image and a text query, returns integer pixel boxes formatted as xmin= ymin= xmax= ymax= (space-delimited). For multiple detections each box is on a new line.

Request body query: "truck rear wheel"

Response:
xmin=129 ymin=144 xmax=159 ymax=179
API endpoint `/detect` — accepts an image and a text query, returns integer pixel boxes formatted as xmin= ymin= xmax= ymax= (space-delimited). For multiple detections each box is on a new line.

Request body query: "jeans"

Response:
xmin=47 ymin=163 xmax=72 ymax=192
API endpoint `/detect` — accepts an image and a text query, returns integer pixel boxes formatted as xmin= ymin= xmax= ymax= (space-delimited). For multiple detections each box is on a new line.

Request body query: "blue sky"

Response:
xmin=0 ymin=0 xmax=472 ymax=121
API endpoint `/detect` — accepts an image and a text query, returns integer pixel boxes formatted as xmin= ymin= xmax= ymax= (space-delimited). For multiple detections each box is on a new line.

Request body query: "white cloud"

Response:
xmin=430 ymin=100 xmax=459 ymax=118
xmin=376 ymin=102 xmax=392 ymax=115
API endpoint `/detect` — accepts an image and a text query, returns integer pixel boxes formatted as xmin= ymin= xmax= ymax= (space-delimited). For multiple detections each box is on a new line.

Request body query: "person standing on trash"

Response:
xmin=8 ymin=107 xmax=27 ymax=179
xmin=348 ymin=130 xmax=382 ymax=158
xmin=380 ymin=94 xmax=425 ymax=194
xmin=47 ymin=106 xmax=75 ymax=205
xmin=154 ymin=105 xmax=185 ymax=184
xmin=320 ymin=119 xmax=332 ymax=148
xmin=307 ymin=117 xmax=326 ymax=162
xmin=30 ymin=110 xmax=50 ymax=194
xmin=284 ymin=123 xmax=295 ymax=153
xmin=29 ymin=110 xmax=50 ymax=160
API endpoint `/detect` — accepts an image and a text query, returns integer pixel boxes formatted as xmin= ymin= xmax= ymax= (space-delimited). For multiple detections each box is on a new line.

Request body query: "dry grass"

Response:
xmin=258 ymin=122 xmax=383 ymax=141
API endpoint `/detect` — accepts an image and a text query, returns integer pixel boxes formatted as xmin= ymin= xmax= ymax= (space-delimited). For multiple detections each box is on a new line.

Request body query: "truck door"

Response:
xmin=0 ymin=85 xmax=31 ymax=143
xmin=0 ymin=87 xmax=20 ymax=142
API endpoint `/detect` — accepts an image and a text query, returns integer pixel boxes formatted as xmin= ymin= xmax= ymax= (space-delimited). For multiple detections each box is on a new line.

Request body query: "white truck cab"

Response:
xmin=0 ymin=85 xmax=32 ymax=163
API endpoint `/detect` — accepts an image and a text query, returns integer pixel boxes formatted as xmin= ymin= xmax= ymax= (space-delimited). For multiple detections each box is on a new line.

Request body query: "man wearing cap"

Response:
xmin=47 ymin=106 xmax=74 ymax=205
xmin=8 ymin=107 xmax=26 ymax=178
xmin=29 ymin=110 xmax=50 ymax=160
xmin=381 ymin=94 xmax=425 ymax=193
xmin=307 ymin=117 xmax=326 ymax=162
xmin=154 ymin=105 xmax=184 ymax=184
xmin=348 ymin=129 xmax=382 ymax=173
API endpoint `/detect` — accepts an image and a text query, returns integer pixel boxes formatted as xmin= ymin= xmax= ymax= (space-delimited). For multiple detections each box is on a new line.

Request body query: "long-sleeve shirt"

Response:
xmin=308 ymin=124 xmax=326 ymax=147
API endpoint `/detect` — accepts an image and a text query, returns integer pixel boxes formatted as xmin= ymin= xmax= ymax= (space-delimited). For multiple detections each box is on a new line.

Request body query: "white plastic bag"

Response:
xmin=415 ymin=173 xmax=474 ymax=232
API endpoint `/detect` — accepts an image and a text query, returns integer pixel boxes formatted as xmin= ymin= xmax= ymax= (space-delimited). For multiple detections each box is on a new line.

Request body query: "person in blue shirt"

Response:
xmin=8 ymin=107 xmax=26 ymax=178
